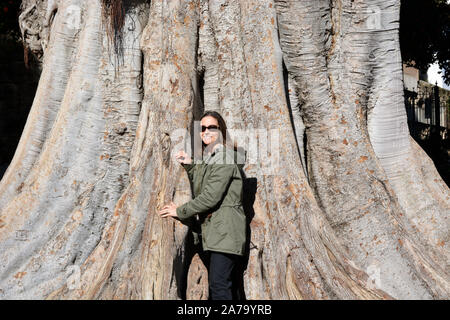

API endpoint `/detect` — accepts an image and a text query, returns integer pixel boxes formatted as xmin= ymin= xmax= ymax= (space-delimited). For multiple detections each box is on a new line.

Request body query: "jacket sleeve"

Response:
xmin=181 ymin=162 xmax=196 ymax=183
xmin=176 ymin=163 xmax=235 ymax=221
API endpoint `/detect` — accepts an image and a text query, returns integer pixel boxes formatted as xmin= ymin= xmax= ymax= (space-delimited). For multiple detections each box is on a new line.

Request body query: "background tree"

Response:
xmin=400 ymin=0 xmax=450 ymax=85
xmin=0 ymin=0 xmax=448 ymax=299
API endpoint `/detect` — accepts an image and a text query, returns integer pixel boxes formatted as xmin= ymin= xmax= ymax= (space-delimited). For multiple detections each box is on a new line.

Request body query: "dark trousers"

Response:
xmin=202 ymin=250 xmax=240 ymax=300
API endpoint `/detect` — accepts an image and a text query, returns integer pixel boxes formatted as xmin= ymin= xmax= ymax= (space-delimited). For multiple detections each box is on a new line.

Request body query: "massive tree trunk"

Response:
xmin=0 ymin=0 xmax=448 ymax=299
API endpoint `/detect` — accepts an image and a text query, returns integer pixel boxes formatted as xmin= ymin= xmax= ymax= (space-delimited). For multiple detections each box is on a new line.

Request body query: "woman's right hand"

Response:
xmin=175 ymin=150 xmax=192 ymax=165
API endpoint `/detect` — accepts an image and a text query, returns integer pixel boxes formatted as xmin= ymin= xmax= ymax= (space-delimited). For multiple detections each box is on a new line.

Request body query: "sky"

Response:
xmin=427 ymin=63 xmax=450 ymax=90
xmin=426 ymin=0 xmax=450 ymax=90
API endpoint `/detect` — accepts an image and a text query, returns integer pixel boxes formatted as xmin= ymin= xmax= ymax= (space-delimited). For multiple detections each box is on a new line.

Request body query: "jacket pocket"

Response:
xmin=210 ymin=211 xmax=227 ymax=237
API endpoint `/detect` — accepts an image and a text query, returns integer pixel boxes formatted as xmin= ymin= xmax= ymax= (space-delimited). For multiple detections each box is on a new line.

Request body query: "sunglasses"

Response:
xmin=201 ymin=125 xmax=220 ymax=132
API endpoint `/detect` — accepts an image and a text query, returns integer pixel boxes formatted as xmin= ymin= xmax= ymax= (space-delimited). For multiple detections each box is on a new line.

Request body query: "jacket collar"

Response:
xmin=203 ymin=143 xmax=225 ymax=164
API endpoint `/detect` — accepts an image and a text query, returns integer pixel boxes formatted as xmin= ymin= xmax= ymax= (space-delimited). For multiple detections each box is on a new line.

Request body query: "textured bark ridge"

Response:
xmin=0 ymin=0 xmax=448 ymax=299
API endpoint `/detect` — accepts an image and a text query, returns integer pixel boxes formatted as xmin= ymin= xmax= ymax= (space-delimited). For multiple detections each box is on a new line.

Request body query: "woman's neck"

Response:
xmin=204 ymin=141 xmax=223 ymax=155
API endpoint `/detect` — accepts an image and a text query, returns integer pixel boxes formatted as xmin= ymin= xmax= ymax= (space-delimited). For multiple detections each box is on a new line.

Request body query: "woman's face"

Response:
xmin=200 ymin=116 xmax=221 ymax=146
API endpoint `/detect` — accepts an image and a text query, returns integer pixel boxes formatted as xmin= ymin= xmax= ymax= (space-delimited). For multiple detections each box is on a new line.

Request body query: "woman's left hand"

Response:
xmin=158 ymin=201 xmax=178 ymax=218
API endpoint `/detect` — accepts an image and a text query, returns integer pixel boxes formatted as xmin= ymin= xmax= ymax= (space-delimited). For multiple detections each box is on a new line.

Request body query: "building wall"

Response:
xmin=403 ymin=63 xmax=450 ymax=131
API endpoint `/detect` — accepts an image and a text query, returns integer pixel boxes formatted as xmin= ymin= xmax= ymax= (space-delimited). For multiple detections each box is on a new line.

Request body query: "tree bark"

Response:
xmin=0 ymin=0 xmax=448 ymax=299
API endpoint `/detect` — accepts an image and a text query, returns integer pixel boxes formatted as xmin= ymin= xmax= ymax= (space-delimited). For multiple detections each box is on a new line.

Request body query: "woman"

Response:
xmin=158 ymin=110 xmax=246 ymax=300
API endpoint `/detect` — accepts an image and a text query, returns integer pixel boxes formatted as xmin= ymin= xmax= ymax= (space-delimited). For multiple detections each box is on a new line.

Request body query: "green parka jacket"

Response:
xmin=176 ymin=144 xmax=247 ymax=256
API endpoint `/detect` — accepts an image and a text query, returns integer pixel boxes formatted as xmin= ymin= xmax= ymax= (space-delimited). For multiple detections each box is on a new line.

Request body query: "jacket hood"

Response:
xmin=207 ymin=144 xmax=246 ymax=169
